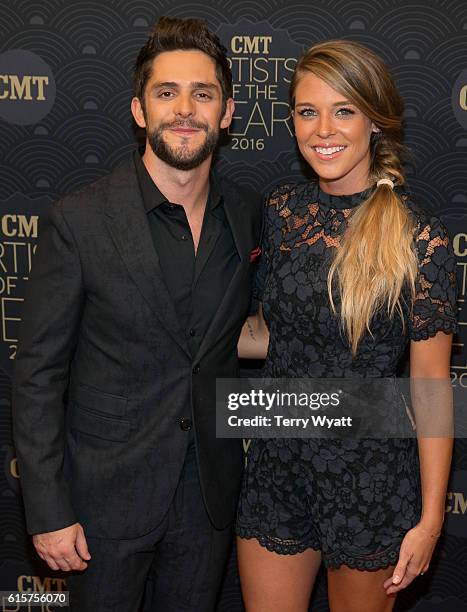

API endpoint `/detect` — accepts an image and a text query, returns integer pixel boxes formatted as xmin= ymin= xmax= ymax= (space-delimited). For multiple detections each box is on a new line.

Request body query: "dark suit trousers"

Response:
xmin=67 ymin=443 xmax=233 ymax=612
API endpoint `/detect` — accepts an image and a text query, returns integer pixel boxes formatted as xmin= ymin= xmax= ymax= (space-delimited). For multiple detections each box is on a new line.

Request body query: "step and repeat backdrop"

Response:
xmin=0 ymin=0 xmax=466 ymax=610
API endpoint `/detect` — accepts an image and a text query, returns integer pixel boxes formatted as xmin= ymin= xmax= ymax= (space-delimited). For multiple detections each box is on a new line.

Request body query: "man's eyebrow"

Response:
xmin=191 ymin=82 xmax=218 ymax=90
xmin=151 ymin=81 xmax=219 ymax=90
xmin=151 ymin=81 xmax=178 ymax=89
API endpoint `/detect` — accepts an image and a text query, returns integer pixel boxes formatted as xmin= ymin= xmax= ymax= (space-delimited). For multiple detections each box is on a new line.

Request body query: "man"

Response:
xmin=12 ymin=16 xmax=262 ymax=611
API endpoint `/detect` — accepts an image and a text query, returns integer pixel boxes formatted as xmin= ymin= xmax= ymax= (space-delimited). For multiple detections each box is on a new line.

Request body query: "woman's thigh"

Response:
xmin=327 ymin=564 xmax=397 ymax=612
xmin=237 ymin=536 xmax=322 ymax=612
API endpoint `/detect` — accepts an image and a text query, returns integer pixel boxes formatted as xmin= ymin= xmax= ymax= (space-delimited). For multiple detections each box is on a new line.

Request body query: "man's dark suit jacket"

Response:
xmin=12 ymin=155 xmax=262 ymax=539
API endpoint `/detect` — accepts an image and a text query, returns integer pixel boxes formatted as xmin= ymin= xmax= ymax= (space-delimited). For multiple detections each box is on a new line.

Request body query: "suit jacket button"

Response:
xmin=192 ymin=364 xmax=200 ymax=374
xmin=180 ymin=418 xmax=192 ymax=431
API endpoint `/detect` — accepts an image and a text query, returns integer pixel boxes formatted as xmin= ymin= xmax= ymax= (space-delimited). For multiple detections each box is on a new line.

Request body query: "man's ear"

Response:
xmin=131 ymin=97 xmax=146 ymax=129
xmin=220 ymin=98 xmax=235 ymax=130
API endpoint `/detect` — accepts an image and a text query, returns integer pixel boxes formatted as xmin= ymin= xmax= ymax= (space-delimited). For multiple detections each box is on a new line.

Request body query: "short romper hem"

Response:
xmin=236 ymin=527 xmax=400 ymax=571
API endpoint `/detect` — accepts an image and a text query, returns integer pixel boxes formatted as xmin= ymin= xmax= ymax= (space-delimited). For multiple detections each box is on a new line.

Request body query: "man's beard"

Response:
xmin=147 ymin=120 xmax=219 ymax=171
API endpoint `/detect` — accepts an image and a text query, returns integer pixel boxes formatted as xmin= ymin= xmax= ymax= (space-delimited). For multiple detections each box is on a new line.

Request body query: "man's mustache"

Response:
xmin=160 ymin=120 xmax=208 ymax=132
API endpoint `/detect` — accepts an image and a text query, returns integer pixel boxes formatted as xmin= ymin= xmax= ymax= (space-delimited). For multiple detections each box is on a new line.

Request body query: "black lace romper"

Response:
xmin=236 ymin=181 xmax=458 ymax=570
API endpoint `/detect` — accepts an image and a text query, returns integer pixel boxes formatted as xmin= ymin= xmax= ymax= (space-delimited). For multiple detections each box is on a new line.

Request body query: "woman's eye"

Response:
xmin=298 ymin=108 xmax=317 ymax=117
xmin=336 ymin=107 xmax=355 ymax=117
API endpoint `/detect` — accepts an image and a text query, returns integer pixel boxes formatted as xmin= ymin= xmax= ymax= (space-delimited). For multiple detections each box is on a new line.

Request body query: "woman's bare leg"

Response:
xmin=237 ymin=536 xmax=322 ymax=612
xmin=327 ymin=565 xmax=397 ymax=612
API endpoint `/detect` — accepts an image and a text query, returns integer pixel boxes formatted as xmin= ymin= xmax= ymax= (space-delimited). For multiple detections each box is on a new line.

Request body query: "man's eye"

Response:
xmin=159 ymin=91 xmax=174 ymax=98
xmin=195 ymin=92 xmax=212 ymax=100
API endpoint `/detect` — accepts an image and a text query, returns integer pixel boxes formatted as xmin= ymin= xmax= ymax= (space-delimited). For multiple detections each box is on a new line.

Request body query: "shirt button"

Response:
xmin=189 ymin=328 xmax=196 ymax=337
xmin=181 ymin=234 xmax=188 ymax=241
xmin=192 ymin=364 xmax=200 ymax=374
xmin=179 ymin=417 xmax=192 ymax=431
xmin=168 ymin=203 xmax=175 ymax=210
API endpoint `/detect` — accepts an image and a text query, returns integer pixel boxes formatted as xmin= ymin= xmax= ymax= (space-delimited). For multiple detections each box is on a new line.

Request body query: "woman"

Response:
xmin=236 ymin=40 xmax=457 ymax=612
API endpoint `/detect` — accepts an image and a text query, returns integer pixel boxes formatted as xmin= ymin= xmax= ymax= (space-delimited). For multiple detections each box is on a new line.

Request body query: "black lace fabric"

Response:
xmin=236 ymin=181 xmax=458 ymax=569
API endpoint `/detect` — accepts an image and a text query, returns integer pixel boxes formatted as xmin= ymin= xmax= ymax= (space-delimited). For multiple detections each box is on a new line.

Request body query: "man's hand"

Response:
xmin=32 ymin=523 xmax=91 ymax=571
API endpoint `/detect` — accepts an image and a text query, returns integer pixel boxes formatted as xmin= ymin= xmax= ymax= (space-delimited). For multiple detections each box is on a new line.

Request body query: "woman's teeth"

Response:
xmin=314 ymin=146 xmax=345 ymax=155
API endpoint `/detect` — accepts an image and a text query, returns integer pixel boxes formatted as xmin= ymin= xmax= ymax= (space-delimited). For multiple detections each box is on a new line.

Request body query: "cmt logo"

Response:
xmin=454 ymin=233 xmax=467 ymax=257
xmin=17 ymin=575 xmax=66 ymax=592
xmin=231 ymin=36 xmax=272 ymax=54
xmin=444 ymin=472 xmax=467 ymax=537
xmin=0 ymin=49 xmax=56 ymax=125
xmin=446 ymin=491 xmax=467 ymax=515
xmin=1 ymin=214 xmax=39 ymax=238
xmin=0 ymin=74 xmax=48 ymax=101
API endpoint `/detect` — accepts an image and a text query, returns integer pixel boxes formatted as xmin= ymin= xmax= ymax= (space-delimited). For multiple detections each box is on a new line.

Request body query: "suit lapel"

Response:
xmin=103 ymin=158 xmax=190 ymax=357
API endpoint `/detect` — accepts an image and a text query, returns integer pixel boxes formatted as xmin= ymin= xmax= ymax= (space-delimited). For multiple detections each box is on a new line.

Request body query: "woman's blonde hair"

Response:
xmin=290 ymin=40 xmax=418 ymax=354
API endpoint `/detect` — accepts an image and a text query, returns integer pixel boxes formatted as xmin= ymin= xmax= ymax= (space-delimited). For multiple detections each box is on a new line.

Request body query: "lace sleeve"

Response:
xmin=409 ymin=214 xmax=458 ymax=341
xmin=251 ymin=184 xmax=294 ymax=308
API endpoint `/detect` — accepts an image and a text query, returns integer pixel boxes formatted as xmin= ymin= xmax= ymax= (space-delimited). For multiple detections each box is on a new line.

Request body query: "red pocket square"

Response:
xmin=250 ymin=247 xmax=262 ymax=262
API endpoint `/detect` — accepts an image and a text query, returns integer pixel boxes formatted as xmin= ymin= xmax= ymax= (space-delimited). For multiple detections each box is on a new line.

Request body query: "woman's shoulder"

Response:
xmin=264 ymin=179 xmax=317 ymax=215
xmin=401 ymin=195 xmax=455 ymax=282
xmin=402 ymin=192 xmax=451 ymax=244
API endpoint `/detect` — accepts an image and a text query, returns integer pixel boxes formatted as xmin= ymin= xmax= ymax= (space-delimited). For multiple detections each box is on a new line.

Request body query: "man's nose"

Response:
xmin=173 ymin=92 xmax=195 ymax=117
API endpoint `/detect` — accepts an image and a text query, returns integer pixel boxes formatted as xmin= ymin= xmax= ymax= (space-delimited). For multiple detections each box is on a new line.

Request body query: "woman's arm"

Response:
xmin=385 ymin=331 xmax=453 ymax=595
xmin=237 ymin=304 xmax=269 ymax=360
xmin=411 ymin=332 xmax=453 ymax=530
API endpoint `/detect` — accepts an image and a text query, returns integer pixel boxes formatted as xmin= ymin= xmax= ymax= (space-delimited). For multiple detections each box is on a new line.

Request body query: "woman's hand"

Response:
xmin=383 ymin=522 xmax=441 ymax=595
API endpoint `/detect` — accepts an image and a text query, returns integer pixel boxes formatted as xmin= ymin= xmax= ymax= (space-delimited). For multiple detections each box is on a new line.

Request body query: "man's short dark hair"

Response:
xmin=134 ymin=16 xmax=232 ymax=115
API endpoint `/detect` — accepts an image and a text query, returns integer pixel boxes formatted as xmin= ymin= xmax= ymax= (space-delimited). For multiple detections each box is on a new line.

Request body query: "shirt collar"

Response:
xmin=134 ymin=150 xmax=167 ymax=213
xmin=208 ymin=173 xmax=222 ymax=211
xmin=134 ymin=149 xmax=222 ymax=214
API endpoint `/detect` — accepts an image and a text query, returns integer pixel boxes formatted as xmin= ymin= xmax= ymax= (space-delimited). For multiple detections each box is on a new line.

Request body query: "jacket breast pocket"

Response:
xmin=68 ymin=384 xmax=130 ymax=442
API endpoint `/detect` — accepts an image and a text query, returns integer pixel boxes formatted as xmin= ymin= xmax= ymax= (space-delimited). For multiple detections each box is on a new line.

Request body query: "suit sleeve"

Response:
xmin=12 ymin=199 xmax=84 ymax=534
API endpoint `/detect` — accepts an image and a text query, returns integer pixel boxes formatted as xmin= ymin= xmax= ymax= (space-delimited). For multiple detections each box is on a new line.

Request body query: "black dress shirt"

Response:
xmin=134 ymin=151 xmax=239 ymax=358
